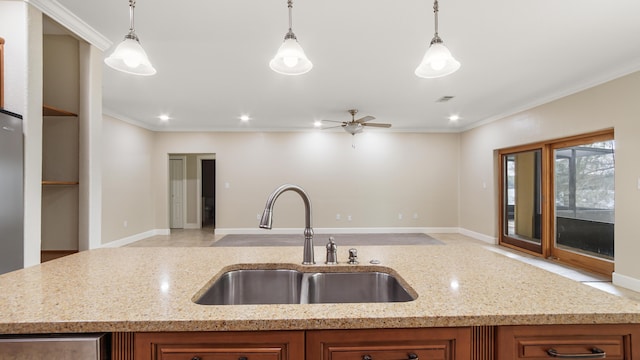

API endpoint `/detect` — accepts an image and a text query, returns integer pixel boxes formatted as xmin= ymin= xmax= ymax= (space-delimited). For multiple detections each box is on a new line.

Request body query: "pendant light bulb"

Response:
xmin=270 ymin=0 xmax=313 ymax=75
xmin=283 ymin=55 xmax=299 ymax=68
xmin=105 ymin=0 xmax=156 ymax=76
xmin=415 ymin=0 xmax=460 ymax=79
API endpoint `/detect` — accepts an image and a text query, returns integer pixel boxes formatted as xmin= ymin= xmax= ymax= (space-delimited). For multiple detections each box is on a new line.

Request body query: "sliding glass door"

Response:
xmin=551 ymin=135 xmax=614 ymax=274
xmin=499 ymin=130 xmax=614 ymax=275
xmin=500 ymin=148 xmax=543 ymax=254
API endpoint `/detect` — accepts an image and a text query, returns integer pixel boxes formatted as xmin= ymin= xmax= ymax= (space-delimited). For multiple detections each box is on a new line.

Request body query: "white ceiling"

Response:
xmin=52 ymin=0 xmax=640 ymax=132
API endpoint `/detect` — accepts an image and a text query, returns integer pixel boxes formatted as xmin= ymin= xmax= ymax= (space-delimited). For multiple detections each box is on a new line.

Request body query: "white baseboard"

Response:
xmin=612 ymin=272 xmax=640 ymax=293
xmin=101 ymin=229 xmax=170 ymax=248
xmin=215 ymin=227 xmax=459 ymax=235
xmin=102 ymin=227 xmax=490 ymax=247
xmin=458 ymin=228 xmax=497 ymax=244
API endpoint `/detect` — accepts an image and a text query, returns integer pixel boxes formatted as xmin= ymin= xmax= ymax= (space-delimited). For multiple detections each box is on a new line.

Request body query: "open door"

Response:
xmin=169 ymin=157 xmax=185 ymax=229
xmin=201 ymin=158 xmax=215 ymax=230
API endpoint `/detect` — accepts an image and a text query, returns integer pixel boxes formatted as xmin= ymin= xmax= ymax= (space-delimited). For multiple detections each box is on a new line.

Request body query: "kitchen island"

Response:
xmin=1 ymin=243 xmax=640 ymax=358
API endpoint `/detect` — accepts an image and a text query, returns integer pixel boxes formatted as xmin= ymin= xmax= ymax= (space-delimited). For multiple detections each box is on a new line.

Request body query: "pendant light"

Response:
xmin=269 ymin=0 xmax=313 ymax=75
xmin=415 ymin=0 xmax=460 ymax=79
xmin=105 ymin=0 xmax=156 ymax=76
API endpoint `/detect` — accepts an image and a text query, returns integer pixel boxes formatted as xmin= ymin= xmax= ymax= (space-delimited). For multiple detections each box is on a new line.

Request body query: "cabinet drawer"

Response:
xmin=306 ymin=328 xmax=470 ymax=360
xmin=328 ymin=343 xmax=448 ymax=360
xmin=517 ymin=337 xmax=623 ymax=359
xmin=496 ymin=324 xmax=640 ymax=360
xmin=135 ymin=331 xmax=304 ymax=360
xmin=158 ymin=346 xmax=282 ymax=360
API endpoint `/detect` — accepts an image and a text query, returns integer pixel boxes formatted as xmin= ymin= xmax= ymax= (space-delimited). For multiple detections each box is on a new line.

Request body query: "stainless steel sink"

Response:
xmin=193 ymin=268 xmax=416 ymax=305
xmin=195 ymin=269 xmax=304 ymax=305
xmin=305 ymin=272 xmax=415 ymax=303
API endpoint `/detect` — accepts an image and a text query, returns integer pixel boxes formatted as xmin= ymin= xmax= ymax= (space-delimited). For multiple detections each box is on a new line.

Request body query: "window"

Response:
xmin=499 ymin=130 xmax=614 ymax=276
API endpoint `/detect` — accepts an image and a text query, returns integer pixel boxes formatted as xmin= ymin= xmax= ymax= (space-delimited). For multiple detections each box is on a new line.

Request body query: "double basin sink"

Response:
xmin=194 ymin=268 xmax=416 ymax=305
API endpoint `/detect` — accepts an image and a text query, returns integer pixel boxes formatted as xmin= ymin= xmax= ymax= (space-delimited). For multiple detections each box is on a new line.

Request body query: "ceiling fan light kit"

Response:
xmin=105 ymin=0 xmax=156 ymax=76
xmin=269 ymin=0 xmax=313 ymax=75
xmin=415 ymin=0 xmax=460 ymax=79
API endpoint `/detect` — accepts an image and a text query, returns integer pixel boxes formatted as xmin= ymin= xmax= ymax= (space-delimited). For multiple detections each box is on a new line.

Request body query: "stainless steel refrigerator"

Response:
xmin=0 ymin=108 xmax=23 ymax=275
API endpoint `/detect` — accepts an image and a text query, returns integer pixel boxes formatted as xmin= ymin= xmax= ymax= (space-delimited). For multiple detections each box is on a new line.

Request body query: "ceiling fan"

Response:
xmin=322 ymin=109 xmax=392 ymax=135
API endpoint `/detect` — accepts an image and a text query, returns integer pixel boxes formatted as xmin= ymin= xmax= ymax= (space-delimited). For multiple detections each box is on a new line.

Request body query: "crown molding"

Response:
xmin=26 ymin=0 xmax=112 ymax=51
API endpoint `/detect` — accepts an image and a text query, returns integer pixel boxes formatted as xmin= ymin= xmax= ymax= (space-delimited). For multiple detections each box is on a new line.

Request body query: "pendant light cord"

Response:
xmin=129 ymin=0 xmax=136 ymax=33
xmin=433 ymin=0 xmax=439 ymax=37
xmin=284 ymin=0 xmax=297 ymax=40
xmin=288 ymin=0 xmax=293 ymax=31
xmin=429 ymin=0 xmax=442 ymax=45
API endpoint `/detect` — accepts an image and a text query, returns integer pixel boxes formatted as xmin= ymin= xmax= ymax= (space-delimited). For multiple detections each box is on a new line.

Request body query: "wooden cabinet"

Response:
xmin=496 ymin=324 xmax=640 ymax=360
xmin=134 ymin=331 xmax=305 ymax=360
xmin=306 ymin=328 xmax=471 ymax=360
xmin=128 ymin=325 xmax=640 ymax=360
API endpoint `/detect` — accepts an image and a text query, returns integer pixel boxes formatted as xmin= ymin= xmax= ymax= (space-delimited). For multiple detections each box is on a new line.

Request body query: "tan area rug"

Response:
xmin=212 ymin=233 xmax=443 ymax=247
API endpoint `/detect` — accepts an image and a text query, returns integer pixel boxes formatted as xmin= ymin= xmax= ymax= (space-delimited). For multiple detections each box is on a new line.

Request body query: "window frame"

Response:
xmin=498 ymin=129 xmax=614 ymax=276
xmin=547 ymin=130 xmax=614 ymax=275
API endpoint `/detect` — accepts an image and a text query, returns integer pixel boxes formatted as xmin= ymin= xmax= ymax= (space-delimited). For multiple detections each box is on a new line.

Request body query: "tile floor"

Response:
xmin=126 ymin=229 xmax=640 ymax=302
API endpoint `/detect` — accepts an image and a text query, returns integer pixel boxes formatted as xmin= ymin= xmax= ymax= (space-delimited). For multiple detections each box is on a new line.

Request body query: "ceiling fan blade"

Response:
xmin=362 ymin=123 xmax=392 ymax=128
xmin=322 ymin=119 xmax=346 ymax=124
xmin=321 ymin=125 xmax=344 ymax=130
xmin=355 ymin=116 xmax=376 ymax=123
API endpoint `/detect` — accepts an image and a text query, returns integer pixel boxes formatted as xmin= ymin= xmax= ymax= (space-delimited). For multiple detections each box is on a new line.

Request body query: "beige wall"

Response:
xmin=459 ymin=71 xmax=640 ymax=281
xmin=186 ymin=154 xmax=198 ymax=225
xmin=101 ymin=115 xmax=155 ymax=243
xmin=43 ymin=35 xmax=79 ymax=113
xmin=151 ymin=131 xmax=460 ymax=231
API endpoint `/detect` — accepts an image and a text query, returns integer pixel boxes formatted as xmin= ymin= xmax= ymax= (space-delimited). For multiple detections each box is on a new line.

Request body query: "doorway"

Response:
xmin=198 ymin=155 xmax=216 ymax=230
xmin=169 ymin=154 xmax=216 ymax=231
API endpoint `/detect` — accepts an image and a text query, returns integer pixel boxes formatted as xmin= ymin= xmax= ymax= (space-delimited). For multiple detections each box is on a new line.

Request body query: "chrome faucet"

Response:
xmin=259 ymin=184 xmax=315 ymax=264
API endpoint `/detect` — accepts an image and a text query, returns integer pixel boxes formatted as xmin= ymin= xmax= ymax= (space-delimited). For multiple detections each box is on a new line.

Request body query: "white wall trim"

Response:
xmin=215 ymin=227 xmax=460 ymax=235
xmin=103 ymin=227 xmax=485 ymax=247
xmin=612 ymin=272 xmax=640 ymax=293
xmin=26 ymin=0 xmax=112 ymax=51
xmin=101 ymin=229 xmax=170 ymax=248
xmin=458 ymin=228 xmax=497 ymax=244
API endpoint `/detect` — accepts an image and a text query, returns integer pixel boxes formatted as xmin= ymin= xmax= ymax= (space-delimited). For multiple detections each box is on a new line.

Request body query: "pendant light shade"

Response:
xmin=415 ymin=0 xmax=460 ymax=79
xmin=270 ymin=0 xmax=313 ymax=75
xmin=105 ymin=0 xmax=156 ymax=76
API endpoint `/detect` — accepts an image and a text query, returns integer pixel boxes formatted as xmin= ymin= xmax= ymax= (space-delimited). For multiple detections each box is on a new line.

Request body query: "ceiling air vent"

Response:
xmin=436 ymin=96 xmax=455 ymax=103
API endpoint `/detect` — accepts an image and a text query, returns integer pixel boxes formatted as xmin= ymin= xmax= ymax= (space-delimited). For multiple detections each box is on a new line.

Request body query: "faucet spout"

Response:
xmin=259 ymin=184 xmax=315 ymax=264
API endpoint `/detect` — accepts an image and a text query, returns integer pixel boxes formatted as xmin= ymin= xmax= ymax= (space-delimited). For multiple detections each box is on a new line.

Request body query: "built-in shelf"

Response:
xmin=42 ymin=180 xmax=79 ymax=186
xmin=43 ymin=104 xmax=77 ymax=117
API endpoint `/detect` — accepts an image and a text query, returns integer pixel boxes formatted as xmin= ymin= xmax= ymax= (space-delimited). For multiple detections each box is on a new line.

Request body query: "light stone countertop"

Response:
xmin=1 ymin=244 xmax=640 ymax=334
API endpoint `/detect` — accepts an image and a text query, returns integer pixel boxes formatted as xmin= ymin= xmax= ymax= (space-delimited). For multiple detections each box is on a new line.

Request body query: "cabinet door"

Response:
xmin=496 ymin=324 xmax=640 ymax=360
xmin=135 ymin=331 xmax=305 ymax=360
xmin=306 ymin=328 xmax=471 ymax=360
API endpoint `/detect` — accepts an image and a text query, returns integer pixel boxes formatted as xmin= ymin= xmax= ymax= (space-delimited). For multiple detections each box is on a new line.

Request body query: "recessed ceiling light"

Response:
xmin=448 ymin=114 xmax=460 ymax=122
xmin=313 ymin=121 xmax=322 ymax=128
xmin=239 ymin=114 xmax=250 ymax=122
xmin=158 ymin=114 xmax=170 ymax=121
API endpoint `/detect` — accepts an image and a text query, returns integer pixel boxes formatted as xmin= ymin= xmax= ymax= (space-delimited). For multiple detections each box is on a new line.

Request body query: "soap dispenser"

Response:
xmin=325 ymin=236 xmax=338 ymax=264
